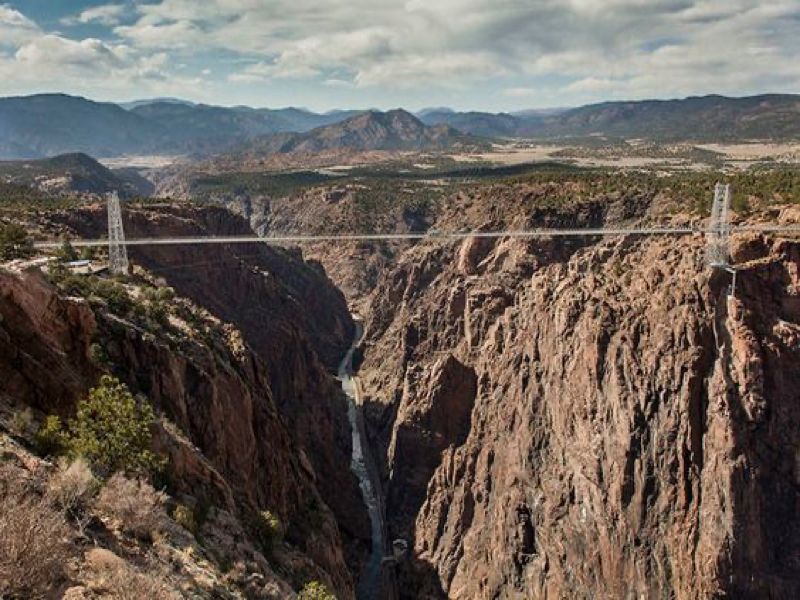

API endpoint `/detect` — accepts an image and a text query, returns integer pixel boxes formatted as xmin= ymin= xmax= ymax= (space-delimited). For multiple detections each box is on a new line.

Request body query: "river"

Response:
xmin=338 ymin=319 xmax=393 ymax=599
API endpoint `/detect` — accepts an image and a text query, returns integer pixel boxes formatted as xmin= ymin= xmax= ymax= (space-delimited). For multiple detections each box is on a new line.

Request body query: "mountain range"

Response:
xmin=0 ymin=93 xmax=797 ymax=160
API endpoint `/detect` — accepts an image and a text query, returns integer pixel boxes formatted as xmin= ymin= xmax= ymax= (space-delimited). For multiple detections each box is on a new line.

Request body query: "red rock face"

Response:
xmin=51 ymin=205 xmax=372 ymax=574
xmin=0 ymin=268 xmax=98 ymax=414
xmin=360 ymin=217 xmax=800 ymax=598
xmin=0 ymin=266 xmax=361 ymax=597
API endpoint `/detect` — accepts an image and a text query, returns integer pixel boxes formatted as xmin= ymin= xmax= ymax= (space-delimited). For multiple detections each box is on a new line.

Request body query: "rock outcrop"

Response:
xmin=358 ymin=192 xmax=800 ymax=598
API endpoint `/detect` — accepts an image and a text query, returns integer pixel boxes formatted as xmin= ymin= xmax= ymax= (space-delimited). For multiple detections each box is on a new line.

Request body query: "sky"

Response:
xmin=0 ymin=0 xmax=798 ymax=112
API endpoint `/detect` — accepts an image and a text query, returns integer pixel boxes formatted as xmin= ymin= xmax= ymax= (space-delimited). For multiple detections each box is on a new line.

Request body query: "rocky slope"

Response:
xmin=357 ymin=190 xmax=800 ymax=598
xmin=50 ymin=204 xmax=373 ymax=570
xmin=1 ymin=204 xmax=372 ymax=597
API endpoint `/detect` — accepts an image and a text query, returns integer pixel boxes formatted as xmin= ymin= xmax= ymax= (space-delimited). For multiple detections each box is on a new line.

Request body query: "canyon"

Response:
xmin=351 ymin=193 xmax=800 ymax=598
xmin=2 ymin=174 xmax=800 ymax=598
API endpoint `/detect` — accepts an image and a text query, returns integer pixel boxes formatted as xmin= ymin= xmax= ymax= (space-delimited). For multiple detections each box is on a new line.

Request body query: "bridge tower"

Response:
xmin=107 ymin=191 xmax=129 ymax=275
xmin=706 ymin=183 xmax=736 ymax=295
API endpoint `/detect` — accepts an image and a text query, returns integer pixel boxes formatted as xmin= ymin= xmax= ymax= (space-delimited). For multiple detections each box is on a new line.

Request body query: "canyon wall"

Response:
xmin=5 ymin=204 xmax=372 ymax=597
xmin=52 ymin=205 xmax=370 ymax=570
xmin=359 ymin=192 xmax=800 ymax=598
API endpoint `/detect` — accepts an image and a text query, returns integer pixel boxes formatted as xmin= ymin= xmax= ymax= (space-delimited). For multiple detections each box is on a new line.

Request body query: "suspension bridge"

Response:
xmin=31 ymin=186 xmax=800 ymax=292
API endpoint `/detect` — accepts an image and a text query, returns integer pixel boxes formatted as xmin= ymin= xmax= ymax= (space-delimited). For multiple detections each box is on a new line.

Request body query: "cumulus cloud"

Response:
xmin=0 ymin=1 xmax=798 ymax=107
xmin=109 ymin=0 xmax=800 ymax=100
xmin=0 ymin=4 xmax=204 ymax=101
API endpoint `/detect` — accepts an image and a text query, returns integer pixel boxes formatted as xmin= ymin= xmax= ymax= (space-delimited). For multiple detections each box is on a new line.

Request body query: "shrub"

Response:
xmin=88 ymin=342 xmax=110 ymax=366
xmin=172 ymin=504 xmax=198 ymax=535
xmin=65 ymin=375 xmax=164 ymax=477
xmin=253 ymin=510 xmax=283 ymax=553
xmin=299 ymin=581 xmax=337 ymax=600
xmin=95 ymin=473 xmax=166 ymax=541
xmin=47 ymin=458 xmax=98 ymax=514
xmin=35 ymin=415 xmax=67 ymax=456
xmin=0 ymin=471 xmax=72 ymax=597
xmin=47 ymin=458 xmax=98 ymax=537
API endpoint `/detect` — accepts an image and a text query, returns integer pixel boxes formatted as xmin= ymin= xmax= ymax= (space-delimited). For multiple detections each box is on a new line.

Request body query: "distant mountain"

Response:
xmin=130 ymin=102 xmax=365 ymax=144
xmin=0 ymin=94 xmax=161 ymax=159
xmin=420 ymin=94 xmax=800 ymax=140
xmin=418 ymin=110 xmax=520 ymax=138
xmin=510 ymin=107 xmax=570 ymax=118
xmin=241 ymin=109 xmax=488 ymax=156
xmin=0 ymin=94 xmax=365 ymax=159
xmin=532 ymin=94 xmax=800 ymax=140
xmin=0 ymin=152 xmax=152 ymax=196
xmin=416 ymin=107 xmax=455 ymax=117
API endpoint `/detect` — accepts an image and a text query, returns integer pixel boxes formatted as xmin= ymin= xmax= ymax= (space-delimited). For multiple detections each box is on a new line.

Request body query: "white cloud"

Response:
xmin=62 ymin=4 xmax=128 ymax=27
xmin=0 ymin=4 xmax=40 ymax=46
xmin=0 ymin=1 xmax=798 ymax=108
xmin=565 ymin=77 xmax=621 ymax=93
xmin=107 ymin=0 xmax=799 ymax=101
xmin=15 ymin=35 xmax=125 ymax=69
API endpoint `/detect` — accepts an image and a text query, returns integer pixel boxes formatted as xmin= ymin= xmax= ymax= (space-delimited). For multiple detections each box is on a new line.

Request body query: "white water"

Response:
xmin=338 ymin=320 xmax=387 ymax=598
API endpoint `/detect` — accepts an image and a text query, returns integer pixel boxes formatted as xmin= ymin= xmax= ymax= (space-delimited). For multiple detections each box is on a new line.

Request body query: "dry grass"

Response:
xmin=0 ymin=466 xmax=73 ymax=598
xmin=94 ymin=473 xmax=167 ymax=542
xmin=84 ymin=548 xmax=182 ymax=600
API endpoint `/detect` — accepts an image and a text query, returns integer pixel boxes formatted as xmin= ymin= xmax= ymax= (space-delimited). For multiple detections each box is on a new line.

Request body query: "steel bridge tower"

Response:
xmin=107 ymin=191 xmax=129 ymax=275
xmin=706 ymin=183 xmax=736 ymax=296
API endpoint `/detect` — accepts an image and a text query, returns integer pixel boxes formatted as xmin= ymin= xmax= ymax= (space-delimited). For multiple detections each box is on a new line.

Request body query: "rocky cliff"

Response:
xmin=358 ymin=189 xmax=800 ymax=598
xmin=3 ymin=204 xmax=371 ymax=597
xmin=52 ymin=206 xmax=367 ymax=551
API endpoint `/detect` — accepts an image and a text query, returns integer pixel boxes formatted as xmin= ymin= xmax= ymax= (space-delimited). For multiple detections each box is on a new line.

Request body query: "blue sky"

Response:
xmin=0 ymin=1 xmax=798 ymax=111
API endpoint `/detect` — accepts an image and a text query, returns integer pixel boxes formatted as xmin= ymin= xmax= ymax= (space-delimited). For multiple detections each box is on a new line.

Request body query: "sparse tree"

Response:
xmin=56 ymin=238 xmax=79 ymax=262
xmin=0 ymin=222 xmax=33 ymax=261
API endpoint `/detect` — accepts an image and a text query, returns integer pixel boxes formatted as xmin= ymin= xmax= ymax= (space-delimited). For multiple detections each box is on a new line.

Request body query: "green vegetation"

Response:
xmin=10 ymin=408 xmax=34 ymax=437
xmin=0 ymin=222 xmax=33 ymax=260
xmin=37 ymin=375 xmax=164 ymax=478
xmin=0 ymin=181 xmax=82 ymax=213
xmin=35 ymin=415 xmax=66 ymax=456
xmin=298 ymin=581 xmax=336 ymax=600
xmin=47 ymin=269 xmax=179 ymax=334
xmin=172 ymin=504 xmax=198 ymax=535
xmin=496 ymin=166 xmax=800 ymax=215
xmin=48 ymin=266 xmax=135 ymax=314
xmin=191 ymin=170 xmax=335 ymax=201
xmin=253 ymin=509 xmax=283 ymax=553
